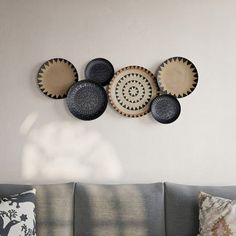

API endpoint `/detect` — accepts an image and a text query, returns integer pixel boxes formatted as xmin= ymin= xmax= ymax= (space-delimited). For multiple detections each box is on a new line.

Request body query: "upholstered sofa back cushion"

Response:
xmin=0 ymin=183 xmax=74 ymax=236
xmin=35 ymin=183 xmax=74 ymax=236
xmin=164 ymin=182 xmax=236 ymax=236
xmin=74 ymin=183 xmax=165 ymax=236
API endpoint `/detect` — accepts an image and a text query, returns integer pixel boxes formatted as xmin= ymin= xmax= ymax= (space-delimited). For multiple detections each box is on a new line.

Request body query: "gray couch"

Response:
xmin=1 ymin=182 xmax=236 ymax=236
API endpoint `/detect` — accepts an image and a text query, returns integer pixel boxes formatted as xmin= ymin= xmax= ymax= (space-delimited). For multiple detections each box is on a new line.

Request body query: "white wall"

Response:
xmin=1 ymin=0 xmax=236 ymax=185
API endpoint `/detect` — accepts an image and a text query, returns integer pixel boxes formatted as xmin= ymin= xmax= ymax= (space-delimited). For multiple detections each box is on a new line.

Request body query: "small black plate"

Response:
xmin=66 ymin=80 xmax=108 ymax=120
xmin=151 ymin=95 xmax=181 ymax=124
xmin=85 ymin=58 xmax=114 ymax=86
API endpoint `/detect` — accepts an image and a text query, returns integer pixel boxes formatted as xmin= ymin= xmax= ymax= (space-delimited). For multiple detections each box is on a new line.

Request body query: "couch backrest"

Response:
xmin=2 ymin=182 xmax=236 ymax=236
xmin=74 ymin=182 xmax=165 ymax=236
xmin=0 ymin=183 xmax=74 ymax=236
xmin=165 ymin=182 xmax=236 ymax=236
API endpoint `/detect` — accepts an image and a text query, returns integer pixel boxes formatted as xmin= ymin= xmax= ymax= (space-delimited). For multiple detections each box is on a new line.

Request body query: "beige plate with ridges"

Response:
xmin=37 ymin=58 xmax=78 ymax=99
xmin=157 ymin=57 xmax=198 ymax=98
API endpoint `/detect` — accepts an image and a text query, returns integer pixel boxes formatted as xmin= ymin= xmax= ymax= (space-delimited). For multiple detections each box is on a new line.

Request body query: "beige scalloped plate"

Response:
xmin=37 ymin=58 xmax=78 ymax=99
xmin=108 ymin=66 xmax=159 ymax=117
xmin=157 ymin=57 xmax=198 ymax=98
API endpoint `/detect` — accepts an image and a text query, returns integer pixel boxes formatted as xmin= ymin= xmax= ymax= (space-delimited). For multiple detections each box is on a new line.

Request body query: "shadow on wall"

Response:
xmin=20 ymin=114 xmax=123 ymax=182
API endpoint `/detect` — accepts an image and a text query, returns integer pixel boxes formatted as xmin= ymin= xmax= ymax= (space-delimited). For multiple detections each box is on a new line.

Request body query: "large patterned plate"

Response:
xmin=157 ymin=57 xmax=198 ymax=98
xmin=108 ymin=66 xmax=159 ymax=117
xmin=66 ymin=80 xmax=108 ymax=120
xmin=37 ymin=58 xmax=78 ymax=99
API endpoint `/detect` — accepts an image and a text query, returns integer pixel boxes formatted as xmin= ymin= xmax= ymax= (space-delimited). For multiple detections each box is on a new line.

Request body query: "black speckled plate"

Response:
xmin=66 ymin=80 xmax=108 ymax=120
xmin=151 ymin=94 xmax=181 ymax=124
xmin=85 ymin=58 xmax=114 ymax=86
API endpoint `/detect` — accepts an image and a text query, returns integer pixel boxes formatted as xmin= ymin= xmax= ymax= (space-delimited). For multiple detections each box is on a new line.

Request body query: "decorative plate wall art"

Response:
xmin=157 ymin=57 xmax=198 ymax=98
xmin=36 ymin=56 xmax=198 ymax=123
xmin=37 ymin=58 xmax=78 ymax=99
xmin=66 ymin=80 xmax=108 ymax=121
xmin=151 ymin=94 xmax=181 ymax=124
xmin=85 ymin=58 xmax=114 ymax=86
xmin=108 ymin=66 xmax=159 ymax=117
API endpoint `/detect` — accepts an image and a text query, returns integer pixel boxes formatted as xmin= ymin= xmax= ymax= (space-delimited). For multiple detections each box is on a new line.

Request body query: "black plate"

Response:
xmin=66 ymin=80 xmax=108 ymax=120
xmin=151 ymin=95 xmax=181 ymax=124
xmin=85 ymin=58 xmax=114 ymax=86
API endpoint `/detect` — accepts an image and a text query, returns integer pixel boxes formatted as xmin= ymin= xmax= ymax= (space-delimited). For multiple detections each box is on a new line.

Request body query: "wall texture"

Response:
xmin=1 ymin=0 xmax=236 ymax=185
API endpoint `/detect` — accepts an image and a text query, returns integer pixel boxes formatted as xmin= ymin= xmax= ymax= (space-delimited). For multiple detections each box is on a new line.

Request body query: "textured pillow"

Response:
xmin=198 ymin=191 xmax=236 ymax=236
xmin=0 ymin=189 xmax=36 ymax=236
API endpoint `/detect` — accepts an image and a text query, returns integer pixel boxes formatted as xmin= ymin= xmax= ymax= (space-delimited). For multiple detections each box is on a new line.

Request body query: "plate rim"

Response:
xmin=108 ymin=65 xmax=159 ymax=118
xmin=84 ymin=57 xmax=114 ymax=86
xmin=156 ymin=56 xmax=198 ymax=98
xmin=37 ymin=57 xmax=79 ymax=99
